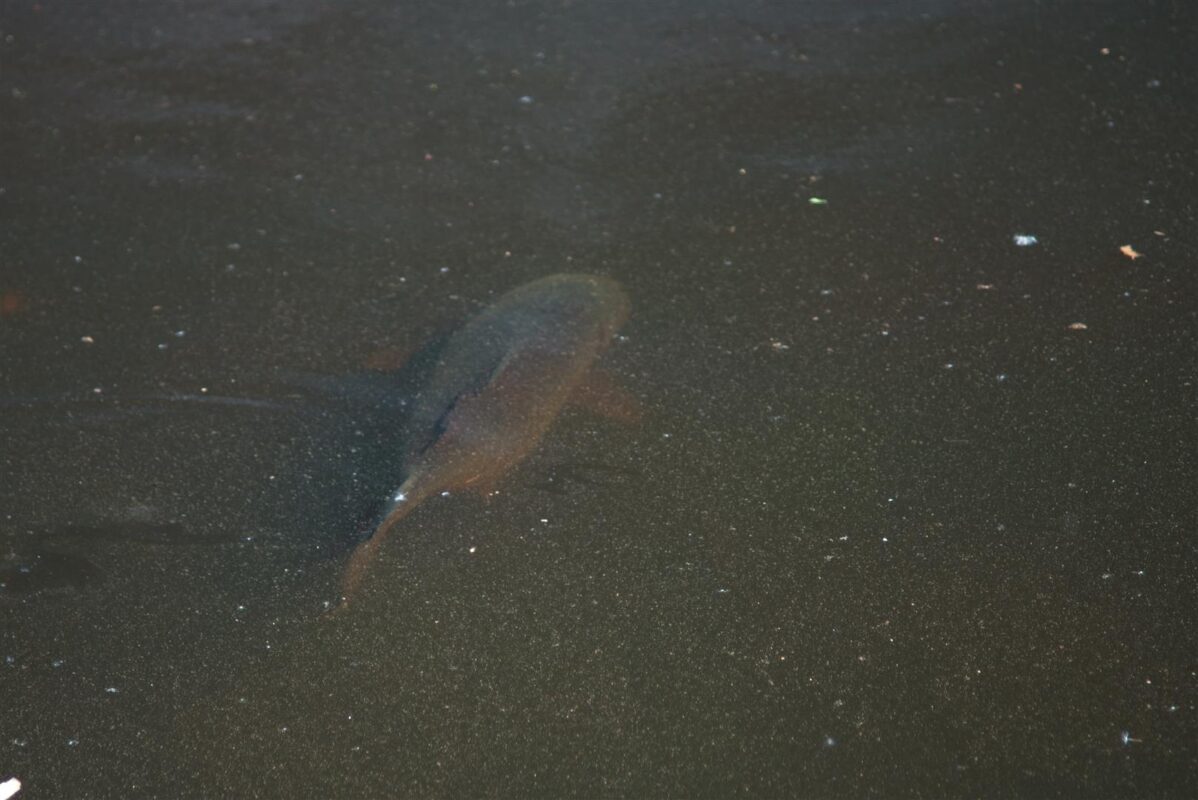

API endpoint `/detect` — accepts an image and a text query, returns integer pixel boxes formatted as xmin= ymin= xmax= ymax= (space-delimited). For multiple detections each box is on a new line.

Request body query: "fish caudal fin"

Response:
xmin=325 ymin=476 xmax=427 ymax=616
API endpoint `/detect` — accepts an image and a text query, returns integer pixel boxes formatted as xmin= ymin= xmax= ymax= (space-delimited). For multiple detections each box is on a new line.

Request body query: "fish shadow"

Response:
xmin=525 ymin=460 xmax=641 ymax=496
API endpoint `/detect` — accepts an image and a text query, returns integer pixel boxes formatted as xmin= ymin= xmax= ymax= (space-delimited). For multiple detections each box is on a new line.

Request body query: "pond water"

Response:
xmin=1 ymin=1 xmax=1194 ymax=796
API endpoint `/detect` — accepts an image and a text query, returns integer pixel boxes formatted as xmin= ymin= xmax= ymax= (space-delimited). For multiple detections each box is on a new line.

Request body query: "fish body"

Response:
xmin=335 ymin=273 xmax=630 ymax=608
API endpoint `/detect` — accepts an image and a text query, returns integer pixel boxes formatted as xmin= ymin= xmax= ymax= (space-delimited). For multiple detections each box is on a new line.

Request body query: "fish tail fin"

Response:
xmin=326 ymin=476 xmax=427 ymax=616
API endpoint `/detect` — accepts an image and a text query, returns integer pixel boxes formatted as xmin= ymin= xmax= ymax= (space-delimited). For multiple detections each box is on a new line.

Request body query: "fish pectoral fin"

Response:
xmin=568 ymin=368 xmax=642 ymax=424
xmin=464 ymin=475 xmax=502 ymax=501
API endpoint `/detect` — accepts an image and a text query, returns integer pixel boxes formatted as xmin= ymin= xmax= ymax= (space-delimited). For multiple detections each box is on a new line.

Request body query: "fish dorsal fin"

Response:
xmin=425 ymin=350 xmax=547 ymax=446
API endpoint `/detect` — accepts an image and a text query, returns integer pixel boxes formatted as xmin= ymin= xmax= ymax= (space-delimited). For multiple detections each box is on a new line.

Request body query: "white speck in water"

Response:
xmin=67 ymin=738 xmax=79 ymax=747
xmin=105 ymin=687 xmax=119 ymax=694
xmin=174 ymin=330 xmax=186 ymax=337
xmin=1013 ymin=234 xmax=1038 ymax=246
xmin=51 ymin=659 xmax=64 ymax=668
xmin=393 ymin=491 xmax=407 ymax=503
xmin=518 ymin=95 xmax=534 ymax=105
xmin=823 ymin=736 xmax=836 ymax=747
xmin=468 ymin=546 xmax=477 ymax=554
xmin=540 ymin=518 xmax=549 ymax=524
xmin=1121 ymin=731 xmax=1141 ymax=745
xmin=80 ymin=335 xmax=94 ymax=344
xmin=440 ymin=490 xmax=451 ymax=497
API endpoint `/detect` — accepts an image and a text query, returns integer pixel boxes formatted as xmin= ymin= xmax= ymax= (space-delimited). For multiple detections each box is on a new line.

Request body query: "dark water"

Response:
xmin=2 ymin=0 xmax=1195 ymax=796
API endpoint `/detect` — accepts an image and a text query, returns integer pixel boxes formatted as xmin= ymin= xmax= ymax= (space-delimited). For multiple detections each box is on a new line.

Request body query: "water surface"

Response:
xmin=1 ymin=1 xmax=1195 ymax=796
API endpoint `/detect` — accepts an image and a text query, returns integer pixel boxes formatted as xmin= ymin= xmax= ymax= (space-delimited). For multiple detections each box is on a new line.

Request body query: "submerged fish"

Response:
xmin=332 ymin=273 xmax=631 ymax=610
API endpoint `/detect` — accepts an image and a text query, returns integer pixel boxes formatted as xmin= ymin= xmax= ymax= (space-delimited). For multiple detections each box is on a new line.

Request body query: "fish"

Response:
xmin=331 ymin=273 xmax=632 ymax=611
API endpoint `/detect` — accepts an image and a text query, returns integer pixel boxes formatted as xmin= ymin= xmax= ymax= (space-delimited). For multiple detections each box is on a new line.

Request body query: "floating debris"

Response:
xmin=1067 ymin=322 xmax=1089 ymax=331
xmin=1119 ymin=244 xmax=1143 ymax=260
xmin=808 ymin=197 xmax=828 ymax=206
xmin=0 ymin=289 xmax=29 ymax=318
xmin=0 ymin=776 xmax=21 ymax=800
xmin=1013 ymin=234 xmax=1038 ymax=247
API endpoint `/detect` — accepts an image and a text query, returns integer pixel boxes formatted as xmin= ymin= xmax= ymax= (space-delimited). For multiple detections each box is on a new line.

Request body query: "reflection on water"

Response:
xmin=2 ymin=0 xmax=1195 ymax=796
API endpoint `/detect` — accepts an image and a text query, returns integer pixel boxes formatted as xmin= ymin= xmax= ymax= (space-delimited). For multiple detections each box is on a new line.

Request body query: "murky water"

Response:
xmin=2 ymin=1 xmax=1195 ymax=796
